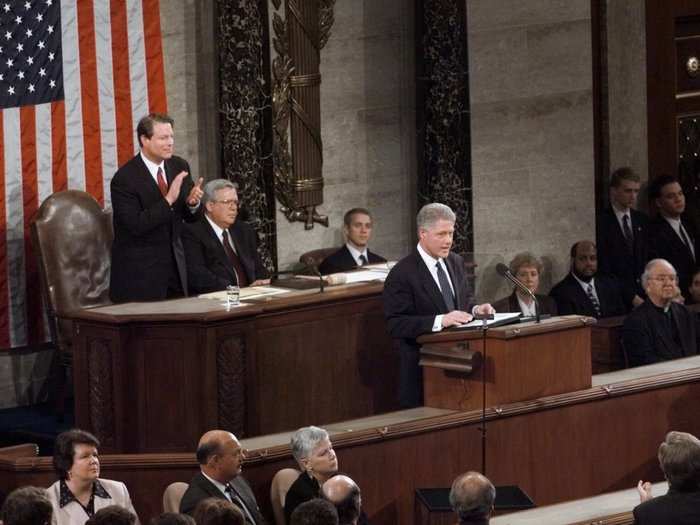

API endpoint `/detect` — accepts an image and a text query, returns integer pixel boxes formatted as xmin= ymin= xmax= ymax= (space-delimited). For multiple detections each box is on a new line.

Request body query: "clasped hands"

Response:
xmin=165 ymin=172 xmax=204 ymax=206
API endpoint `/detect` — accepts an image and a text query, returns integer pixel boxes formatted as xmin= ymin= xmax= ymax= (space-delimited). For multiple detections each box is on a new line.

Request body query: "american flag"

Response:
xmin=0 ymin=0 xmax=167 ymax=348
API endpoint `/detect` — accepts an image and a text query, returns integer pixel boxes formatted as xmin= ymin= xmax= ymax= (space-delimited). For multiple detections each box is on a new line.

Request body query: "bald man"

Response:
xmin=321 ymin=475 xmax=363 ymax=525
xmin=179 ymin=430 xmax=265 ymax=524
xmin=449 ymin=471 xmax=496 ymax=524
xmin=623 ymin=259 xmax=700 ymax=367
xmin=549 ymin=240 xmax=628 ymax=318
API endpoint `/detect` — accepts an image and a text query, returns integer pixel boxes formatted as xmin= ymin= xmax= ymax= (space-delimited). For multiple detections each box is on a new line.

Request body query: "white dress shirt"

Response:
xmin=664 ymin=216 xmax=695 ymax=260
xmin=346 ymin=242 xmax=369 ymax=267
xmin=417 ymin=243 xmax=457 ymax=331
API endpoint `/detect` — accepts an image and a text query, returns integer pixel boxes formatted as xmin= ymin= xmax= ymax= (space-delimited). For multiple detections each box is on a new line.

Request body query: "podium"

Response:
xmin=417 ymin=316 xmax=594 ymax=411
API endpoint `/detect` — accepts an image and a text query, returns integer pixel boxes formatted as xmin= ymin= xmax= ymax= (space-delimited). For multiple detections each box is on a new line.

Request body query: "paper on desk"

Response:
xmin=198 ymin=286 xmax=290 ymax=302
xmin=339 ymin=270 xmax=389 ymax=283
xmin=456 ymin=312 xmax=522 ymax=329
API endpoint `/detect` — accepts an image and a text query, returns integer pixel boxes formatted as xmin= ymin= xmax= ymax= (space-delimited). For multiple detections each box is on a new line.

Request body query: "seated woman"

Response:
xmin=46 ymin=429 xmax=139 ymax=525
xmin=284 ymin=426 xmax=339 ymax=523
xmin=493 ymin=252 xmax=558 ymax=317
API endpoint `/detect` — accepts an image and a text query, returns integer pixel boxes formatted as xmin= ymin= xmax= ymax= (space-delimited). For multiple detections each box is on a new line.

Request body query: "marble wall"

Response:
xmin=467 ymin=1 xmax=596 ymax=302
xmin=273 ymin=0 xmax=417 ymax=268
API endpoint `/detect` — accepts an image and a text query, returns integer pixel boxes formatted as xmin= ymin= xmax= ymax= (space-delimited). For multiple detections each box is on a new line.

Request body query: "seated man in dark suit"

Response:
xmin=319 ymin=208 xmax=386 ymax=274
xmin=449 ymin=471 xmax=496 ymax=525
xmin=492 ymin=252 xmax=557 ymax=317
xmin=383 ymin=203 xmax=494 ymax=407
xmin=549 ymin=240 xmax=627 ymax=318
xmin=596 ymin=167 xmax=649 ymax=308
xmin=634 ymin=431 xmax=700 ymax=524
xmin=180 ymin=430 xmax=265 ymax=524
xmin=182 ymin=179 xmax=269 ymax=293
xmin=648 ymin=175 xmax=698 ymax=303
xmin=622 ymin=259 xmax=699 ymax=367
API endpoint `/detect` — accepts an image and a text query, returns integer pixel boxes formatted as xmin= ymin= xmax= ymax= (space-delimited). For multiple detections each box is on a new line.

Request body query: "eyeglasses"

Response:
xmin=649 ymin=275 xmax=678 ymax=283
xmin=214 ymin=199 xmax=239 ymax=208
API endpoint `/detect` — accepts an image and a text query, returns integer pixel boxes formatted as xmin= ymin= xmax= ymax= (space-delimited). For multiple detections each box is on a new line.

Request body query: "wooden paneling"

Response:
xmin=5 ymin=363 xmax=700 ymax=524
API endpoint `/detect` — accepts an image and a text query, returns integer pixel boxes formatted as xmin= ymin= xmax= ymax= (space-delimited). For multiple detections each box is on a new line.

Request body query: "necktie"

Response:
xmin=359 ymin=254 xmax=368 ymax=266
xmin=586 ymin=283 xmax=602 ymax=318
xmin=436 ymin=262 xmax=456 ymax=311
xmin=222 ymin=231 xmax=249 ymax=287
xmin=156 ymin=167 xmax=168 ymax=197
xmin=679 ymin=223 xmax=696 ymax=262
xmin=622 ymin=214 xmax=633 ymax=252
xmin=225 ymin=484 xmax=256 ymax=524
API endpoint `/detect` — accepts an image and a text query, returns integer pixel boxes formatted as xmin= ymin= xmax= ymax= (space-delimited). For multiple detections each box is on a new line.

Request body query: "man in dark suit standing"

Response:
xmin=110 ymin=113 xmax=204 ymax=303
xmin=319 ymin=208 xmax=386 ymax=274
xmin=182 ymin=179 xmax=269 ymax=294
xmin=383 ymin=203 xmax=494 ymax=408
xmin=634 ymin=431 xmax=700 ymax=524
xmin=622 ymin=259 xmax=699 ymax=367
xmin=180 ymin=430 xmax=265 ymax=524
xmin=596 ymin=167 xmax=649 ymax=309
xmin=549 ymin=240 xmax=627 ymax=318
xmin=648 ymin=174 xmax=698 ymax=303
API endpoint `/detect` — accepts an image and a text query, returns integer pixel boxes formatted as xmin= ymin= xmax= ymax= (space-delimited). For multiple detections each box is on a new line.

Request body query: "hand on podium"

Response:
xmin=442 ymin=310 xmax=473 ymax=328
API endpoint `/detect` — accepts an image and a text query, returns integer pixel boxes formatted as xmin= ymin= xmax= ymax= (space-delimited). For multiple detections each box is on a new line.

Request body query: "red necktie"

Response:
xmin=222 ymin=231 xmax=249 ymax=287
xmin=156 ymin=167 xmax=168 ymax=196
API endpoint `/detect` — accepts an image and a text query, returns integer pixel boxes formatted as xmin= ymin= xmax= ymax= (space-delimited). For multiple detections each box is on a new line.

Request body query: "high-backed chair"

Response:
xmin=162 ymin=482 xmax=189 ymax=513
xmin=299 ymin=247 xmax=340 ymax=274
xmin=31 ymin=190 xmax=113 ymax=415
xmin=270 ymin=468 xmax=301 ymax=525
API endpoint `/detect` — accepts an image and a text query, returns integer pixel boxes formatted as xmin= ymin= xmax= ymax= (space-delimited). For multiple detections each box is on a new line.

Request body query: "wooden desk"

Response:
xmin=69 ymin=282 xmax=400 ymax=453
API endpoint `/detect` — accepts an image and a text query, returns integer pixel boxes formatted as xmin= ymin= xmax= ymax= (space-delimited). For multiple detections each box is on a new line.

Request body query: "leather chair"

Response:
xmin=270 ymin=468 xmax=301 ymax=525
xmin=299 ymin=247 xmax=340 ymax=273
xmin=31 ymin=190 xmax=113 ymax=416
xmin=162 ymin=481 xmax=189 ymax=513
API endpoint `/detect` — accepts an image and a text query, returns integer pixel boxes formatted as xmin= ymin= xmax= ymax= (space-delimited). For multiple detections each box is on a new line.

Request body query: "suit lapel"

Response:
xmin=416 ymin=252 xmax=449 ymax=312
xmin=443 ymin=255 xmax=463 ymax=310
xmin=203 ymin=221 xmax=237 ymax=282
xmin=229 ymin=224 xmax=254 ymax=282
xmin=135 ymin=154 xmax=164 ymax=200
xmin=340 ymin=245 xmax=357 ymax=269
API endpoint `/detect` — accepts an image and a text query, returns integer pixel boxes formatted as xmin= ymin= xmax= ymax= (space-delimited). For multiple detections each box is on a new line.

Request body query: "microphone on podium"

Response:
xmin=495 ymin=263 xmax=540 ymax=323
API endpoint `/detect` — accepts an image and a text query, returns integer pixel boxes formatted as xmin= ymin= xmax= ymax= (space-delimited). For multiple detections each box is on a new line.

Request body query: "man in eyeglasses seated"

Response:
xmin=622 ymin=258 xmax=700 ymax=367
xmin=182 ymin=179 xmax=270 ymax=294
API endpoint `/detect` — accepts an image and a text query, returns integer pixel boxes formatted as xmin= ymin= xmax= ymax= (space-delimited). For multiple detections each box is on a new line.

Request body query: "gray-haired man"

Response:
xmin=383 ymin=203 xmax=495 ymax=407
xmin=182 ymin=179 xmax=269 ymax=293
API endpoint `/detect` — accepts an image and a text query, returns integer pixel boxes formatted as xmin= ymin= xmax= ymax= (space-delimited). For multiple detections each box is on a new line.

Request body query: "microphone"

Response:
xmin=495 ymin=263 xmax=540 ymax=323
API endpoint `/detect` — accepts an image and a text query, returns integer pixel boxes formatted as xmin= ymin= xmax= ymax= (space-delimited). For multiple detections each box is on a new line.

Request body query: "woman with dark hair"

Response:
xmin=192 ymin=498 xmax=244 ymax=525
xmin=46 ymin=429 xmax=139 ymax=525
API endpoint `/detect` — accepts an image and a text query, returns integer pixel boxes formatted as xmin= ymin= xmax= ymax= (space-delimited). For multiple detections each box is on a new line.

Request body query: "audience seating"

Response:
xmin=162 ymin=482 xmax=189 ymax=513
xmin=270 ymin=468 xmax=301 ymax=525
xmin=299 ymin=247 xmax=340 ymax=273
xmin=30 ymin=190 xmax=113 ymax=416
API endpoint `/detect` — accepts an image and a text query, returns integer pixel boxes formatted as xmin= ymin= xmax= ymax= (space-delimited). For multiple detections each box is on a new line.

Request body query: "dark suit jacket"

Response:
xmin=549 ymin=273 xmax=627 ymax=318
xmin=491 ymin=292 xmax=558 ymax=316
xmin=622 ymin=300 xmax=699 ymax=367
xmin=179 ymin=471 xmax=265 ymax=524
xmin=110 ymin=154 xmax=199 ymax=302
xmin=182 ymin=217 xmax=269 ymax=294
xmin=318 ymin=245 xmax=386 ymax=274
xmin=648 ymin=215 xmax=698 ymax=302
xmin=633 ymin=488 xmax=700 ymax=524
xmin=596 ymin=207 xmax=649 ymax=302
xmin=383 ymin=249 xmax=472 ymax=407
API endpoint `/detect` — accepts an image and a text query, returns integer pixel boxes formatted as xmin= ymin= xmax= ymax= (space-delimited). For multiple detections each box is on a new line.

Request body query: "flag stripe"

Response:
xmin=0 ymin=111 xmax=8 ymax=349
xmin=93 ymin=0 xmax=118 ymax=207
xmin=110 ymin=0 xmax=135 ymax=168
xmin=77 ymin=1 xmax=104 ymax=204
xmin=142 ymin=0 xmax=167 ymax=114
xmin=61 ymin=0 xmax=86 ymax=192
xmin=51 ymin=100 xmax=67 ymax=192
xmin=20 ymin=106 xmax=43 ymax=344
xmin=4 ymin=108 xmax=25 ymax=347
xmin=36 ymin=103 xmax=53 ymax=206
xmin=127 ymin=0 xmax=150 ymax=128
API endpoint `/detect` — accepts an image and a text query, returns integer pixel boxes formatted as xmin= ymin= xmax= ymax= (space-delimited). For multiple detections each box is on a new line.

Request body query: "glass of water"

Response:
xmin=226 ymin=285 xmax=240 ymax=307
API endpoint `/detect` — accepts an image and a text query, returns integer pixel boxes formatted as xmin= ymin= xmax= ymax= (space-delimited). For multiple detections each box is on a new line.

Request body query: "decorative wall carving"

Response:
xmin=271 ymin=0 xmax=335 ymax=229
xmin=87 ymin=338 xmax=115 ymax=447
xmin=416 ymin=0 xmax=473 ymax=254
xmin=218 ymin=0 xmax=276 ymax=272
xmin=217 ymin=335 xmax=247 ymax=436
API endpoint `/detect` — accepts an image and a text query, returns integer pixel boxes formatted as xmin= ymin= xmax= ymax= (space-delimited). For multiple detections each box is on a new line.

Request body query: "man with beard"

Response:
xmin=549 ymin=240 xmax=627 ymax=318
xmin=623 ymin=259 xmax=700 ymax=366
